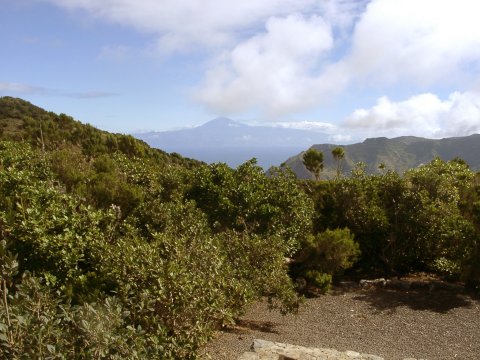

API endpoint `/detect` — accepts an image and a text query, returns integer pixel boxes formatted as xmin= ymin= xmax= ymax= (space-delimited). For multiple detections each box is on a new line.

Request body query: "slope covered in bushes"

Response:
xmin=0 ymin=96 xmax=199 ymax=168
xmin=0 ymin=142 xmax=313 ymax=358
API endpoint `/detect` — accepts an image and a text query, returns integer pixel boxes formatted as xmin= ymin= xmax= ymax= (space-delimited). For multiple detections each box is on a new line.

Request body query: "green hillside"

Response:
xmin=0 ymin=96 xmax=199 ymax=168
xmin=283 ymin=135 xmax=480 ymax=179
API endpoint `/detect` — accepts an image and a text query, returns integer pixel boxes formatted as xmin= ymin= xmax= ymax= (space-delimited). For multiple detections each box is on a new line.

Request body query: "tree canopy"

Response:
xmin=303 ymin=148 xmax=324 ymax=181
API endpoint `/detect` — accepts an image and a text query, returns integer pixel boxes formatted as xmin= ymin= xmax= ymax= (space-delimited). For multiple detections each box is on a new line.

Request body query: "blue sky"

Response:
xmin=1 ymin=0 xmax=480 ymax=142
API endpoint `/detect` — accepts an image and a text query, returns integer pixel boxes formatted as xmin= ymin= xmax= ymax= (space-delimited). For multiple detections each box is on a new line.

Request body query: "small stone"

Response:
xmin=345 ymin=350 xmax=361 ymax=357
xmin=360 ymin=278 xmax=386 ymax=287
xmin=253 ymin=339 xmax=276 ymax=351
xmin=387 ymin=279 xmax=411 ymax=290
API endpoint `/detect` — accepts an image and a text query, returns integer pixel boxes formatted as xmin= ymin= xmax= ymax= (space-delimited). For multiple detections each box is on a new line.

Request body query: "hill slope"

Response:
xmin=282 ymin=135 xmax=480 ymax=179
xmin=0 ymin=96 xmax=199 ymax=168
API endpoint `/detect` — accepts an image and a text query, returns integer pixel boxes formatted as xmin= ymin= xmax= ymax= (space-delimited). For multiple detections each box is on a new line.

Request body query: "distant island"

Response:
xmin=134 ymin=117 xmax=331 ymax=169
xmin=134 ymin=118 xmax=480 ymax=177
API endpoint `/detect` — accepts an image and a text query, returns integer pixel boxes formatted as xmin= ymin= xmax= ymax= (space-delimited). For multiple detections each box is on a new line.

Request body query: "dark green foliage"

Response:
xmin=0 ymin=241 xmax=152 ymax=359
xmin=303 ymin=271 xmax=332 ymax=293
xmin=0 ymin=96 xmax=200 ymax=168
xmin=0 ymin=139 xmax=314 ymax=358
xmin=405 ymin=159 xmax=477 ymax=280
xmin=300 ymin=228 xmax=360 ymax=275
xmin=331 ymin=147 xmax=345 ymax=179
xmin=186 ymin=160 xmax=315 ymax=312
xmin=284 ymin=134 xmax=480 ymax=179
xmin=459 ymin=173 xmax=480 ymax=289
xmin=309 ymin=158 xmax=480 ymax=284
xmin=302 ymin=148 xmax=324 ymax=181
xmin=187 ymin=160 xmax=313 ymax=255
xmin=2 ymin=97 xmax=480 ymax=359
xmin=95 ymin=203 xmax=237 ymax=358
xmin=292 ymin=228 xmax=360 ymax=292
xmin=215 ymin=230 xmax=300 ymax=314
xmin=0 ymin=99 xmax=315 ymax=357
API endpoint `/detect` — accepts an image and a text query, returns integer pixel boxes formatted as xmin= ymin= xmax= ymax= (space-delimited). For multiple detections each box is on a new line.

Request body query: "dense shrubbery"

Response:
xmin=307 ymin=158 xmax=480 ymax=288
xmin=187 ymin=161 xmax=313 ymax=254
xmin=0 ymin=141 xmax=313 ymax=358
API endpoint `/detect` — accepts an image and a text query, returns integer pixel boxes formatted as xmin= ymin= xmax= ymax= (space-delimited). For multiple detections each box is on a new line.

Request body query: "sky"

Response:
xmin=1 ymin=0 xmax=480 ymax=142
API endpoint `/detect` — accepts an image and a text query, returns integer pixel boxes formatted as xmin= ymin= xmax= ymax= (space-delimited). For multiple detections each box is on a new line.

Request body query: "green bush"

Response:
xmin=0 ymin=142 xmax=310 ymax=358
xmin=216 ymin=230 xmax=300 ymax=314
xmin=292 ymin=228 xmax=360 ymax=290
xmin=308 ymin=159 xmax=480 ymax=279
xmin=304 ymin=270 xmax=332 ymax=293
xmin=5 ymin=108 xmax=480 ymax=359
xmin=188 ymin=160 xmax=313 ymax=255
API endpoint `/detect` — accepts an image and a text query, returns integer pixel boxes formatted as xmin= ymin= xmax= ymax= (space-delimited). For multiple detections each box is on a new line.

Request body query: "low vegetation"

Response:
xmin=0 ymin=97 xmax=479 ymax=359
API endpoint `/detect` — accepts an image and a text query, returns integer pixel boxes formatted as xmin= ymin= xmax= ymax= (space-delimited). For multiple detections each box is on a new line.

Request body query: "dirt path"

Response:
xmin=201 ymin=285 xmax=480 ymax=360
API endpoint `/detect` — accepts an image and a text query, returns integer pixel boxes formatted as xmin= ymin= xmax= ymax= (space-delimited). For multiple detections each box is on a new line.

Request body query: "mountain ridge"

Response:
xmin=135 ymin=117 xmax=331 ymax=148
xmin=282 ymin=134 xmax=480 ymax=179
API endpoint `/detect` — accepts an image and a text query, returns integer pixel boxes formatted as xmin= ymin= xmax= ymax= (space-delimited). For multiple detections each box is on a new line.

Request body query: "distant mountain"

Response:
xmin=282 ymin=134 xmax=480 ymax=179
xmin=134 ymin=117 xmax=330 ymax=169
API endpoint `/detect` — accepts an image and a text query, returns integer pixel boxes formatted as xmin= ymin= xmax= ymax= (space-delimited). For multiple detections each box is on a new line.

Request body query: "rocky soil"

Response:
xmin=201 ymin=278 xmax=480 ymax=360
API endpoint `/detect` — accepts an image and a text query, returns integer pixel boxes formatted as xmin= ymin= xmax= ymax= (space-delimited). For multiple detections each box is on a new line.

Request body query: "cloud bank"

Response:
xmin=194 ymin=14 xmax=339 ymax=116
xmin=44 ymin=0 xmax=325 ymax=52
xmin=270 ymin=91 xmax=480 ymax=141
xmin=344 ymin=92 xmax=480 ymax=139
xmin=348 ymin=0 xmax=480 ymax=86
xmin=196 ymin=0 xmax=480 ymax=116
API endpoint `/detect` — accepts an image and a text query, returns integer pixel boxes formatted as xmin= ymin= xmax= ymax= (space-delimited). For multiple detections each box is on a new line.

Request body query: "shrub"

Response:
xmin=304 ymin=270 xmax=332 ymax=293
xmin=292 ymin=228 xmax=360 ymax=290
xmin=216 ymin=230 xmax=300 ymax=314
xmin=0 ymin=141 xmax=317 ymax=357
xmin=187 ymin=160 xmax=314 ymax=255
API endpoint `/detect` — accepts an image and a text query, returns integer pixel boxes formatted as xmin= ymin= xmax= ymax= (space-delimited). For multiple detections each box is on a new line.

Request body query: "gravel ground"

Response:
xmin=201 ymin=285 xmax=480 ymax=360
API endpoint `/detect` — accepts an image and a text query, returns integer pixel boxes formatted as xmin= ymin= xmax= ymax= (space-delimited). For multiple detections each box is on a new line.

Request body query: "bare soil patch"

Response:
xmin=201 ymin=281 xmax=480 ymax=359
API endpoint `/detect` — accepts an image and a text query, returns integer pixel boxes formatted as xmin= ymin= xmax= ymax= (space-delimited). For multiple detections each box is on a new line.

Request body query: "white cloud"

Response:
xmin=272 ymin=121 xmax=355 ymax=143
xmin=329 ymin=134 xmax=352 ymax=142
xmin=344 ymin=92 xmax=480 ymax=138
xmin=44 ymin=0 xmax=323 ymax=52
xmin=43 ymin=0 xmax=480 ymax=125
xmin=266 ymin=120 xmax=337 ymax=132
xmin=194 ymin=14 xmax=338 ymax=116
xmin=193 ymin=0 xmax=480 ymax=117
xmin=347 ymin=0 xmax=480 ymax=86
xmin=42 ymin=0 xmax=363 ymax=95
